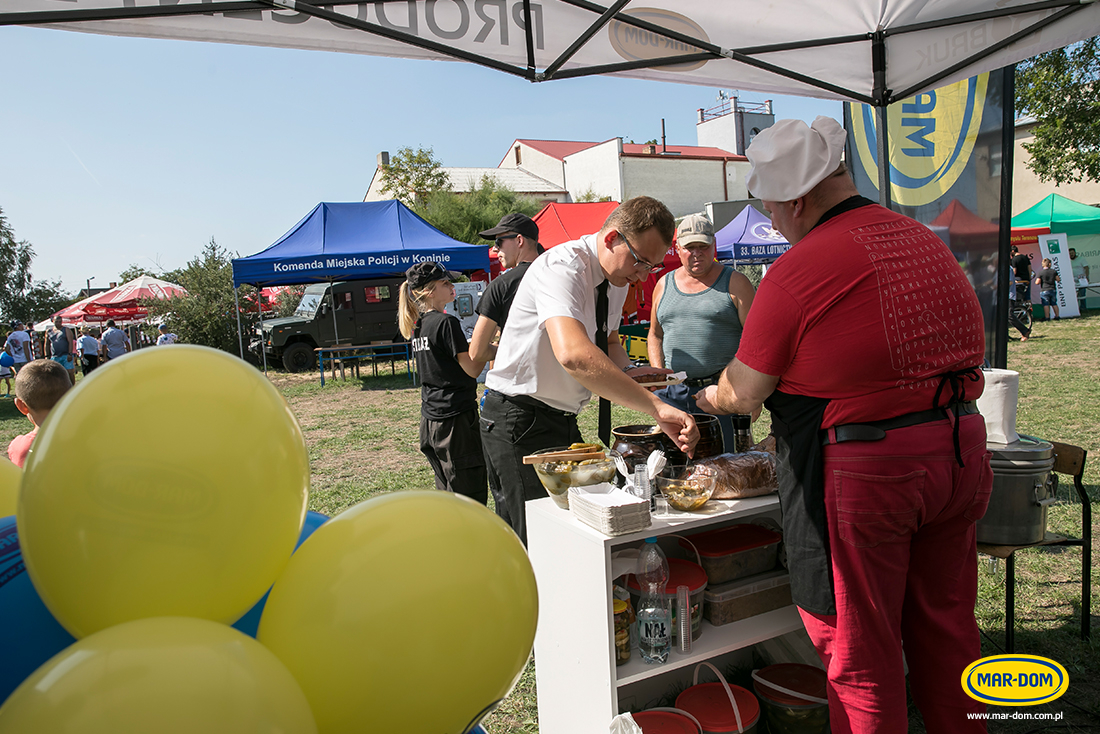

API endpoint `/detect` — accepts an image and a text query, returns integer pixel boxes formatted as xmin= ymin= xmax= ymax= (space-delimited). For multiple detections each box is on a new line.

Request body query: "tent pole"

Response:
xmin=993 ymin=65 xmax=1015 ymax=370
xmin=256 ymin=288 xmax=268 ymax=374
xmin=330 ymin=282 xmax=340 ymax=343
xmin=871 ymin=31 xmax=892 ymax=210
xmin=233 ymin=287 xmax=244 ymax=359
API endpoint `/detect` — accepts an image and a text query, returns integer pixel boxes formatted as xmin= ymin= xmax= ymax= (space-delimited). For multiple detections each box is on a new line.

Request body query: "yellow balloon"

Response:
xmin=258 ymin=491 xmax=538 ymax=734
xmin=18 ymin=346 xmax=310 ymax=638
xmin=0 ymin=459 xmax=17 ymax=519
xmin=0 ymin=616 xmax=317 ymax=733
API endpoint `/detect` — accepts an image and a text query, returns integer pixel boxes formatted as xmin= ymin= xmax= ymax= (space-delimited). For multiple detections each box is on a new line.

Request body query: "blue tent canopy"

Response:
xmin=715 ymin=205 xmax=790 ymax=263
xmin=232 ymin=201 xmax=489 ymax=287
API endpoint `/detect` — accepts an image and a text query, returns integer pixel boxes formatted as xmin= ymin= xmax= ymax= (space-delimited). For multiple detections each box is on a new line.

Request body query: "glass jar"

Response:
xmin=613 ymin=598 xmax=632 ymax=665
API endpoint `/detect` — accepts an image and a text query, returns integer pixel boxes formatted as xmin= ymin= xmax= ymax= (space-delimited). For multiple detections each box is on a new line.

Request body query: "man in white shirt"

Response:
xmin=3 ymin=322 xmax=34 ymax=373
xmin=480 ymin=196 xmax=699 ymax=544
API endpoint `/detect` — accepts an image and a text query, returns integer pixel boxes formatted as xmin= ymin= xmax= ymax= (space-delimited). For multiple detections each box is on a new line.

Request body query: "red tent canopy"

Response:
xmin=53 ymin=276 xmax=188 ymax=326
xmin=930 ymin=200 xmax=999 ymax=253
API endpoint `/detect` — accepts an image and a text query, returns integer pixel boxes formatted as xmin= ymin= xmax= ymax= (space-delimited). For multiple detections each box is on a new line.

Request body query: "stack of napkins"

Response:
xmin=569 ymin=482 xmax=651 ymax=535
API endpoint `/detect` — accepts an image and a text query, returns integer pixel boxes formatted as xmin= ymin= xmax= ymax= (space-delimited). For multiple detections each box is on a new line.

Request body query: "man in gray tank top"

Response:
xmin=647 ymin=213 xmax=755 ymax=453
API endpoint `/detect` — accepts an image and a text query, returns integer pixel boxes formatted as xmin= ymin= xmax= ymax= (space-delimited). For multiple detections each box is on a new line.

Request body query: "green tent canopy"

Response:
xmin=1012 ymin=194 xmax=1100 ymax=238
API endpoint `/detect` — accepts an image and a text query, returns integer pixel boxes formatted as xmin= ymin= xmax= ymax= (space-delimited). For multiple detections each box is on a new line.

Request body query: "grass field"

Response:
xmin=1 ymin=313 xmax=1096 ymax=732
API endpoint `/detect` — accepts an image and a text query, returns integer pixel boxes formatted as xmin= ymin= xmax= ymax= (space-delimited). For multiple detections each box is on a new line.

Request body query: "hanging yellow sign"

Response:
xmin=850 ymin=74 xmax=987 ymax=207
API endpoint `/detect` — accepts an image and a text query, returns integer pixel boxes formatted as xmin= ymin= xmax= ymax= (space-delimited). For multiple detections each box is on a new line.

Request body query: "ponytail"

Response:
xmin=397 ymin=280 xmax=440 ymax=339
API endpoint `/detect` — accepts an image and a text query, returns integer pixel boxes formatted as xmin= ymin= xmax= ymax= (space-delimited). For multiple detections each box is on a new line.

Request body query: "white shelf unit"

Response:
xmin=528 ymin=495 xmax=804 ymax=733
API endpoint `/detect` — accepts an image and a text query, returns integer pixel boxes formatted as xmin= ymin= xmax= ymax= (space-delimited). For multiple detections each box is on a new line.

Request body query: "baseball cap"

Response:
xmin=479 ymin=213 xmax=539 ymax=241
xmin=676 ymin=214 xmax=715 ymax=247
xmin=746 ymin=116 xmax=846 ymax=201
xmin=158 ymin=323 xmax=169 ymax=330
xmin=405 ymin=261 xmax=456 ymax=290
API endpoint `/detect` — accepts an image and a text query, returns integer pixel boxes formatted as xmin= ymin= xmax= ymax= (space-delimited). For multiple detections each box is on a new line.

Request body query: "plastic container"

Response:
xmin=751 ymin=664 xmax=829 ymax=734
xmin=679 ymin=524 xmax=780 ymax=585
xmin=632 ymin=710 xmax=701 ymax=733
xmin=627 ymin=557 xmax=707 ymax=643
xmin=676 ymin=663 xmax=760 ymax=734
xmin=703 ymin=570 xmax=792 ymax=626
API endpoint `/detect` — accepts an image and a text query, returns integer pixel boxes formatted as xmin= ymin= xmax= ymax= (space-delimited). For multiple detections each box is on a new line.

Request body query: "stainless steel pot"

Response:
xmin=976 ymin=435 xmax=1056 ymax=545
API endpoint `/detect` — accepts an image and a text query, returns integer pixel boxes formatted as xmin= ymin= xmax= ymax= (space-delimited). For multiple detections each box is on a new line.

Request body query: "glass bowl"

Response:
xmin=656 ymin=464 xmax=718 ymax=512
xmin=531 ymin=446 xmax=616 ymax=509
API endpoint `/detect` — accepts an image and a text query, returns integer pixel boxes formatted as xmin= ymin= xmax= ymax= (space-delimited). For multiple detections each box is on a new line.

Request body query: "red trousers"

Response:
xmin=800 ymin=413 xmax=992 ymax=733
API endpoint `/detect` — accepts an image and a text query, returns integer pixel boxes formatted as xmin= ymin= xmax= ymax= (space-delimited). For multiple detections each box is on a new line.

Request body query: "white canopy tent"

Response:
xmin=3 ymin=0 xmax=1097 ymax=107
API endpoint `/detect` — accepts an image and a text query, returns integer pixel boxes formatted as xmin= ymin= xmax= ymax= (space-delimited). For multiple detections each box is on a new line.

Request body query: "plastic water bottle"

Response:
xmin=636 ymin=537 xmax=671 ymax=664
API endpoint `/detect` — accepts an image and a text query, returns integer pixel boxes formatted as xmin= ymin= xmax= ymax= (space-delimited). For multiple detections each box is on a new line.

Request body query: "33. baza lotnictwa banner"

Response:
xmin=845 ymin=70 xmax=1007 ymax=364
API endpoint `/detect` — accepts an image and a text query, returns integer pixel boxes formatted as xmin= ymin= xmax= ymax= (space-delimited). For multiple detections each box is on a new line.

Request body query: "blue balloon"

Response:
xmin=0 ymin=352 xmax=13 ymax=368
xmin=0 ymin=516 xmax=78 ymax=704
xmin=232 ymin=511 xmax=328 ymax=637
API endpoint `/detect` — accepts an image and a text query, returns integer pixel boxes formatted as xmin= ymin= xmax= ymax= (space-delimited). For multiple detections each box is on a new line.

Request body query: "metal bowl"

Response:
xmin=656 ymin=464 xmax=717 ymax=512
xmin=531 ymin=446 xmax=616 ymax=509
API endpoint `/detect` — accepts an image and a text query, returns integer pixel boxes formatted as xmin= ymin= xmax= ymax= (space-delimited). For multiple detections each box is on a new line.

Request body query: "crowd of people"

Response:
xmin=400 ymin=115 xmax=995 ymax=733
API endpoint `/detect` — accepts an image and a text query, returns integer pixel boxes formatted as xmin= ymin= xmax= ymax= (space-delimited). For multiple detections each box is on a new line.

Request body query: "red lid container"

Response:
xmin=625 ymin=557 xmax=708 ymax=594
xmin=633 ymin=710 xmax=699 ymax=733
xmin=676 ymin=682 xmax=760 ymax=733
xmin=680 ymin=524 xmax=780 ymax=557
xmin=753 ymin=663 xmax=827 ymax=707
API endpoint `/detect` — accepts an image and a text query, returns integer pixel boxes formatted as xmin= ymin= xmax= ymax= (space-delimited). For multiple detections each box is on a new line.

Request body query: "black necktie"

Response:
xmin=595 ymin=280 xmax=611 ymax=447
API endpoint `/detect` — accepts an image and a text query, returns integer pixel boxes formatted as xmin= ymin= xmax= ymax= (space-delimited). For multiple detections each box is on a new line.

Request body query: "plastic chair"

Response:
xmin=978 ymin=441 xmax=1091 ymax=653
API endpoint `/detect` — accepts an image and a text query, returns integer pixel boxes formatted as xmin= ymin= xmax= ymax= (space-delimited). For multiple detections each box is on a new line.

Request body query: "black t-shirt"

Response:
xmin=412 ymin=310 xmax=477 ymax=419
xmin=1012 ymin=253 xmax=1032 ymax=281
xmin=475 ymin=261 xmax=534 ymax=329
xmin=1036 ymin=268 xmax=1059 ymax=291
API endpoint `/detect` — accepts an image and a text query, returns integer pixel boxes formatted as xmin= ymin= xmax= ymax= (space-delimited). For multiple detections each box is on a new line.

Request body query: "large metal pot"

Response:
xmin=976 ymin=435 xmax=1056 ymax=545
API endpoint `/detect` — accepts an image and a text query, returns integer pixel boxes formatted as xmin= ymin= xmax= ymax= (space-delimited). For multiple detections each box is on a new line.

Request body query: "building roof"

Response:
xmin=509 ymin=139 xmax=600 ymax=162
xmin=440 ymin=167 xmax=567 ymax=194
xmin=508 ymin=138 xmax=743 ymax=163
xmin=620 ymin=142 xmax=743 ymax=159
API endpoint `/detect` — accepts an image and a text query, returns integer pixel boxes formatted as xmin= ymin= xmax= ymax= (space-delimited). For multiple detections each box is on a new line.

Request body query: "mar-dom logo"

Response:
xmin=851 ymin=74 xmax=987 ymax=207
xmin=608 ymin=8 xmax=710 ymax=72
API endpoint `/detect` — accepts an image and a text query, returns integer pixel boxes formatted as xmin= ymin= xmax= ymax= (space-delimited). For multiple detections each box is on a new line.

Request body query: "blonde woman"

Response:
xmin=399 ymin=262 xmax=488 ymax=504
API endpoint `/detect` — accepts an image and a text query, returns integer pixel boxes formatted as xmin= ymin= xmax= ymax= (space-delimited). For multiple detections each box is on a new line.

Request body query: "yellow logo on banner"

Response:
xmin=851 ymin=74 xmax=987 ymax=207
xmin=961 ymin=655 xmax=1069 ymax=706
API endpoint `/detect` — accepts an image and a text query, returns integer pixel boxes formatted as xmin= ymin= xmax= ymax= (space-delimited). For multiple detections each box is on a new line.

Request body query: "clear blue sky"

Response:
xmin=0 ymin=25 xmax=842 ymax=294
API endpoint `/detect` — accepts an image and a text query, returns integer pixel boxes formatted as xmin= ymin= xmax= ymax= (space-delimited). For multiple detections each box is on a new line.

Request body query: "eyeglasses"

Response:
xmin=619 ymin=232 xmax=662 ymax=273
xmin=491 ymin=235 xmax=520 ymax=249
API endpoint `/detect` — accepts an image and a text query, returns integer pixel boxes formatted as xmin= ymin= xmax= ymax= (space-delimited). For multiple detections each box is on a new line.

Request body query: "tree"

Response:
xmin=378 ymin=146 xmax=451 ymax=206
xmin=142 ymin=238 xmax=258 ymax=355
xmin=1016 ymin=37 xmax=1100 ymax=184
xmin=0 ymin=206 xmax=75 ymax=324
xmin=414 ymin=176 xmax=542 ymax=244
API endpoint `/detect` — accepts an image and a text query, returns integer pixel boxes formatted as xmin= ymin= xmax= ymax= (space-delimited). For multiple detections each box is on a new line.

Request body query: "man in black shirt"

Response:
xmin=1011 ymin=245 xmax=1033 ymax=303
xmin=468 ymin=213 xmax=544 ymax=363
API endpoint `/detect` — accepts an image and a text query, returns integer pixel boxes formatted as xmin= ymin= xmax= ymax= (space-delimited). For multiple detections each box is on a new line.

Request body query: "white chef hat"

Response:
xmin=745 ymin=116 xmax=847 ymax=201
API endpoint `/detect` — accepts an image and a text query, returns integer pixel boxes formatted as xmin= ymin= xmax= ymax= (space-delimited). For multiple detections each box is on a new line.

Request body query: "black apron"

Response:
xmin=765 ymin=389 xmax=836 ymax=616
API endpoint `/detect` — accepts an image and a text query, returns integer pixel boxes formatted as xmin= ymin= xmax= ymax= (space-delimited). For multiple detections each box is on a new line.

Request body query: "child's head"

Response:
xmin=14 ymin=359 xmax=73 ymax=426
xmin=1042 ymin=258 xmax=1052 ymax=268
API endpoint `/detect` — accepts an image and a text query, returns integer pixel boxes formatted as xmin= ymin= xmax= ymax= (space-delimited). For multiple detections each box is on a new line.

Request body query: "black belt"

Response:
xmin=823 ymin=402 xmax=979 ymax=445
xmin=684 ymin=372 xmax=722 ymax=388
xmin=485 ymin=389 xmax=576 ymax=417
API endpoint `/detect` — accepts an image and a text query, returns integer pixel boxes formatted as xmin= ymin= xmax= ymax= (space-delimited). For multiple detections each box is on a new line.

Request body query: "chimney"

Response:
xmin=377 ymin=151 xmax=390 ymax=167
xmin=643 ymin=144 xmax=657 ymax=155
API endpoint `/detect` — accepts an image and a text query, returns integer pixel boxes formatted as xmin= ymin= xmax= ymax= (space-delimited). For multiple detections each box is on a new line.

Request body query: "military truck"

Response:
xmin=252 ymin=278 xmax=405 ymax=372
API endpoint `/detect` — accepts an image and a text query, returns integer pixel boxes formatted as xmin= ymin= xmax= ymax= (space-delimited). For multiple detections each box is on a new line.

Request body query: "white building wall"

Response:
xmin=622 ymin=157 xmax=746 ymax=217
xmin=697 ymin=114 xmax=740 ymax=154
xmin=498 ymin=143 xmax=568 ymax=187
xmin=364 ymin=169 xmax=387 ymax=201
xmin=563 ymin=140 xmax=624 ymax=202
xmin=1013 ymin=125 xmax=1100 ymax=215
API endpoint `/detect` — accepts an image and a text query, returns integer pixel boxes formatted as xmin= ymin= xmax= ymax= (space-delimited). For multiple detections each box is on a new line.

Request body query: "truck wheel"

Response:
xmin=282 ymin=343 xmax=315 ymax=372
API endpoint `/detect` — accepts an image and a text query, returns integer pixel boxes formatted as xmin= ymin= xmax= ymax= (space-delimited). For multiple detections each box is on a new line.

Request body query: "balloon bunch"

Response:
xmin=0 ymin=346 xmax=537 ymax=734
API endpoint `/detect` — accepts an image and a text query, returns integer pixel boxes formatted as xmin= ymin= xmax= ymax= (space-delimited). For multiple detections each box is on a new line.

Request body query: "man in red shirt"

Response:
xmin=697 ymin=117 xmax=991 ymax=733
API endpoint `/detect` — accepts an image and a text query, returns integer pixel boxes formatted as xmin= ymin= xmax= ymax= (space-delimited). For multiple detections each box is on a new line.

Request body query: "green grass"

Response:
xmin=2 ymin=314 xmax=1096 ymax=732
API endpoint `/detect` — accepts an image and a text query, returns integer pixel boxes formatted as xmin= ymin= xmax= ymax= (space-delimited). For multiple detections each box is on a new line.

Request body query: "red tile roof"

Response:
xmin=621 ymin=143 xmax=742 ymax=159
